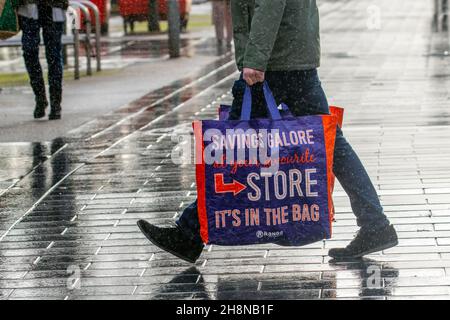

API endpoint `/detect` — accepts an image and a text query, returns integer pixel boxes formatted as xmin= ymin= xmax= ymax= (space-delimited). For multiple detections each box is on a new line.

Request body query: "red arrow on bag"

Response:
xmin=214 ymin=174 xmax=247 ymax=196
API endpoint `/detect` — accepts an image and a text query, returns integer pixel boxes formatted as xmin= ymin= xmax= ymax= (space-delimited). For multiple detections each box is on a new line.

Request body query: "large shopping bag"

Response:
xmin=194 ymin=81 xmax=344 ymax=246
xmin=0 ymin=0 xmax=19 ymax=40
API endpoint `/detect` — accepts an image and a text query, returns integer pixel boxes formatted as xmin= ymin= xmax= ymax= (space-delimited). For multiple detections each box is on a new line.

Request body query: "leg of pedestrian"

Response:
xmin=19 ymin=16 xmax=48 ymax=119
xmin=42 ymin=19 xmax=64 ymax=120
xmin=273 ymin=70 xmax=398 ymax=259
xmin=212 ymin=0 xmax=225 ymax=45
xmin=328 ymin=126 xmax=398 ymax=259
xmin=137 ymin=199 xmax=204 ymax=264
xmin=443 ymin=0 xmax=449 ymax=30
xmin=224 ymin=0 xmax=233 ymax=47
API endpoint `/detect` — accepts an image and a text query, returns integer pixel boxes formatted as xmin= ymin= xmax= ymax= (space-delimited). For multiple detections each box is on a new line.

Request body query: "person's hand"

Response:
xmin=243 ymin=67 xmax=265 ymax=86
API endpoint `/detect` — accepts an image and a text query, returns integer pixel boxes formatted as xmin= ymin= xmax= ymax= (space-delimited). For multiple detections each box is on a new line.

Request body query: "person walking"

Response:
xmin=211 ymin=0 xmax=232 ymax=46
xmin=138 ymin=0 xmax=398 ymax=262
xmin=12 ymin=0 xmax=67 ymax=120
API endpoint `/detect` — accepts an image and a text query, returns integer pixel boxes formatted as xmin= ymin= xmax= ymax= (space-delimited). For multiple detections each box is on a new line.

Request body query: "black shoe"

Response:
xmin=34 ymin=102 xmax=48 ymax=119
xmin=328 ymin=224 xmax=398 ymax=260
xmin=137 ymin=220 xmax=204 ymax=263
xmin=48 ymin=108 xmax=61 ymax=120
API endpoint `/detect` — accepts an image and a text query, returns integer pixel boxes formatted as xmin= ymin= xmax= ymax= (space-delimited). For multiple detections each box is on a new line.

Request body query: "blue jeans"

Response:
xmin=19 ymin=14 xmax=64 ymax=108
xmin=177 ymin=69 xmax=390 ymax=243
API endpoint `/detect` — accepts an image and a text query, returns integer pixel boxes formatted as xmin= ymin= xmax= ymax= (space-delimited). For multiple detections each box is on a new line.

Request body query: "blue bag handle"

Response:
xmin=240 ymin=81 xmax=283 ymax=121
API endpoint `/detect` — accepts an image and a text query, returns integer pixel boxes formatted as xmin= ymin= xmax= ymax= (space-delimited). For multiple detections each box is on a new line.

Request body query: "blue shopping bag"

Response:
xmin=194 ymin=82 xmax=342 ymax=246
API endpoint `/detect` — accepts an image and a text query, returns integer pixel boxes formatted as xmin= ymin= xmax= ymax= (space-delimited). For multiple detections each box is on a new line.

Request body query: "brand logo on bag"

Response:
xmin=256 ymin=230 xmax=284 ymax=239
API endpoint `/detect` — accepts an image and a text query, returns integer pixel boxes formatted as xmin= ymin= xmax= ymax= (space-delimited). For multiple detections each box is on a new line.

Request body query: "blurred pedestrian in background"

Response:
xmin=211 ymin=0 xmax=232 ymax=47
xmin=12 ymin=0 xmax=68 ymax=120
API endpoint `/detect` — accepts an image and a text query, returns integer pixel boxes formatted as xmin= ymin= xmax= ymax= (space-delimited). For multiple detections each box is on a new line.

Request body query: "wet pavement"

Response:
xmin=0 ymin=35 xmax=231 ymax=142
xmin=2 ymin=0 xmax=450 ymax=300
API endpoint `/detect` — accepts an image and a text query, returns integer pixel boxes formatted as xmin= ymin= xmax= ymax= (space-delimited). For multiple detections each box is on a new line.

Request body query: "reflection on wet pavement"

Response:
xmin=2 ymin=0 xmax=450 ymax=300
xmin=144 ymin=259 xmax=400 ymax=300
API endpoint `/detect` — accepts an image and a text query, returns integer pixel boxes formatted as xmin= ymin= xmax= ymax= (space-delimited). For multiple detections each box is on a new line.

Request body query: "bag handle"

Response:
xmin=240 ymin=81 xmax=283 ymax=121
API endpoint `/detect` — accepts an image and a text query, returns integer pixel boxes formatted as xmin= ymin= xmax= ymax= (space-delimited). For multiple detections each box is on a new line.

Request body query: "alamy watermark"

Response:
xmin=66 ymin=7 xmax=82 ymax=31
xmin=367 ymin=5 xmax=382 ymax=30
xmin=366 ymin=265 xmax=382 ymax=289
xmin=67 ymin=265 xmax=81 ymax=290
xmin=169 ymin=126 xmax=319 ymax=177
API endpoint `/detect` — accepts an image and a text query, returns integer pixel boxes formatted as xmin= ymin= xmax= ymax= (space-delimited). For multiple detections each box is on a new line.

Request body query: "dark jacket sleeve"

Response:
xmin=243 ymin=0 xmax=287 ymax=71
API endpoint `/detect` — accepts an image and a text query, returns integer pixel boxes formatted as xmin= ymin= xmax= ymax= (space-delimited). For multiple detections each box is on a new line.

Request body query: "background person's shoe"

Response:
xmin=33 ymin=102 xmax=48 ymax=119
xmin=328 ymin=224 xmax=398 ymax=260
xmin=137 ymin=220 xmax=204 ymax=263
xmin=48 ymin=107 xmax=61 ymax=120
